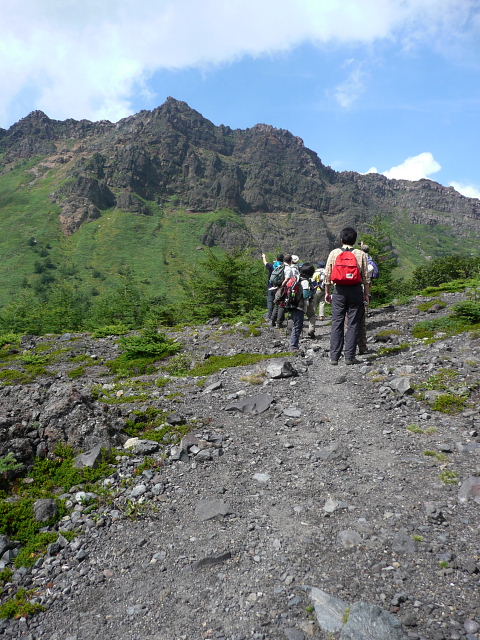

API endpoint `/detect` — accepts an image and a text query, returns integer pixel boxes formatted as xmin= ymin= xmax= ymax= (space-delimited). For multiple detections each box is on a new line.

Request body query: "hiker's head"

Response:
xmin=291 ymin=255 xmax=299 ymax=264
xmin=300 ymin=262 xmax=315 ymax=278
xmin=276 ymin=253 xmax=284 ymax=262
xmin=360 ymin=243 xmax=369 ymax=253
xmin=284 ymin=254 xmax=293 ymax=264
xmin=340 ymin=227 xmax=357 ymax=245
xmin=317 ymin=260 xmax=326 ymax=269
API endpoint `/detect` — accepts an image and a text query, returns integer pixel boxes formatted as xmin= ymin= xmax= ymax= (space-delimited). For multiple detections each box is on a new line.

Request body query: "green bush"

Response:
xmin=412 ymin=255 xmax=480 ymax=290
xmin=452 ymin=301 xmax=480 ymax=324
xmin=0 ymin=588 xmax=45 ymax=619
xmin=183 ymin=250 xmax=266 ymax=321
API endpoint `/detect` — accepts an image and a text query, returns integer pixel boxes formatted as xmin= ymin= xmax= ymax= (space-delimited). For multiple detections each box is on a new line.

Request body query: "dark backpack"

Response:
xmin=331 ymin=249 xmax=362 ymax=285
xmin=367 ymin=255 xmax=380 ymax=279
xmin=269 ymin=264 xmax=285 ymax=287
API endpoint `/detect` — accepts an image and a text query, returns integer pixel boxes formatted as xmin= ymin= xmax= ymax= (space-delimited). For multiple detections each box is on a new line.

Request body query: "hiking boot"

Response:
xmin=358 ymin=348 xmax=369 ymax=355
xmin=307 ymin=332 xmax=316 ymax=339
xmin=345 ymin=358 xmax=361 ymax=365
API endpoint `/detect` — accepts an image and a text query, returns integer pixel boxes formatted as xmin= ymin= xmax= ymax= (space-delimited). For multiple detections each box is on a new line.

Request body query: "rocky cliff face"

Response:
xmin=1 ymin=98 xmax=479 ymax=253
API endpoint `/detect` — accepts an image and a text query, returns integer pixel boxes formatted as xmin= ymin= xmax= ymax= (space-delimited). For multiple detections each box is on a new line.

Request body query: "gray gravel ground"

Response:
xmin=2 ymin=294 xmax=479 ymax=640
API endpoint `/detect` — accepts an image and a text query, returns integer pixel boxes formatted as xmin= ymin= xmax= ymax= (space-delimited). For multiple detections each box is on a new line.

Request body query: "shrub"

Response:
xmin=0 ymin=588 xmax=45 ymax=619
xmin=452 ymin=301 xmax=480 ymax=324
xmin=412 ymin=255 xmax=480 ymax=290
xmin=431 ymin=393 xmax=468 ymax=414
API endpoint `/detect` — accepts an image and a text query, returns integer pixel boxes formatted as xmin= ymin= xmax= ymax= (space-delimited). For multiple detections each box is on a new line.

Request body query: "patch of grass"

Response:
xmin=69 ymin=354 xmax=93 ymax=363
xmin=412 ymin=535 xmax=424 ymax=542
xmin=420 ymin=277 xmax=480 ymax=295
xmin=187 ymin=352 xmax=292 ymax=377
xmin=417 ymin=299 xmax=447 ymax=312
xmin=0 ymin=588 xmax=45 ymax=619
xmin=407 ymin=424 xmax=424 ymax=434
xmin=161 ymin=352 xmax=192 ymax=376
xmin=68 ymin=366 xmax=86 ymax=379
xmin=342 ymin=606 xmax=351 ymax=624
xmin=91 ymin=384 xmax=149 ymax=404
xmin=422 ymin=368 xmax=459 ymax=391
xmin=375 ymin=329 xmax=403 ymax=338
xmin=165 ymin=391 xmax=183 ymax=400
xmin=91 ymin=324 xmax=129 ymax=338
xmin=375 ymin=343 xmax=411 ymax=356
xmin=19 ymin=351 xmax=51 ymax=366
xmin=412 ymin=315 xmax=480 ymax=340
xmin=431 ymin=393 xmax=468 ymax=414
xmin=0 ymin=333 xmax=21 ymax=350
xmin=124 ymin=407 xmax=190 ymax=444
xmin=240 ymin=372 xmax=267 ymax=385
xmin=423 ymin=450 xmax=448 ymax=462
xmin=155 ymin=377 xmax=171 ymax=388
xmin=14 ymin=532 xmax=67 ymax=568
xmin=439 ymin=470 xmax=460 ymax=484
xmin=438 ymin=560 xmax=449 ymax=569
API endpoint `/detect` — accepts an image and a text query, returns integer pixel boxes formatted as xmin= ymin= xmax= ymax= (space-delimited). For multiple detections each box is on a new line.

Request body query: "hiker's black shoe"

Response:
xmin=345 ymin=358 xmax=361 ymax=365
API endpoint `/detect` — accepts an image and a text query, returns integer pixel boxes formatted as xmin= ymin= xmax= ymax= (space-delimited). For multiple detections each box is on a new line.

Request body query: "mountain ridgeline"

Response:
xmin=0 ymin=97 xmax=479 ymax=305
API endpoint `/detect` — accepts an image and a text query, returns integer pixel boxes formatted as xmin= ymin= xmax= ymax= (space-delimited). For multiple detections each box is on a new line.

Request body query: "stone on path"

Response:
xmin=283 ymin=407 xmax=301 ymax=418
xmin=337 ymin=529 xmax=362 ymax=548
xmin=304 ymin=587 xmax=347 ymax=633
xmin=304 ymin=588 xmax=408 ymax=639
xmin=123 ymin=438 xmax=159 ymax=455
xmin=192 ymin=550 xmax=231 ymax=570
xmin=225 ymin=393 xmax=273 ymax=415
xmin=458 ymin=476 xmax=480 ymax=504
xmin=342 ymin=601 xmax=408 ymax=639
xmin=266 ymin=360 xmax=297 ymax=379
xmin=34 ymin=498 xmax=58 ymax=522
xmin=389 ymin=377 xmax=413 ymax=395
xmin=74 ymin=444 xmax=103 ymax=469
xmin=195 ymin=498 xmax=231 ymax=521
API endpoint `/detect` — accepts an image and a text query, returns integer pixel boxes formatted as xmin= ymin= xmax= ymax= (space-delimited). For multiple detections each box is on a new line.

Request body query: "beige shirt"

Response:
xmin=324 ymin=245 xmax=369 ymax=287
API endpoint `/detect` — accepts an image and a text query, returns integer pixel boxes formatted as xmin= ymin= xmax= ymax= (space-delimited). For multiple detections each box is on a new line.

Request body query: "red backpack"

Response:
xmin=331 ymin=249 xmax=362 ymax=285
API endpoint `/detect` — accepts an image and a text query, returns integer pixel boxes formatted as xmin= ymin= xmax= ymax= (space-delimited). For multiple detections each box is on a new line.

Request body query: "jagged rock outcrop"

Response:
xmin=1 ymin=97 xmax=479 ymax=244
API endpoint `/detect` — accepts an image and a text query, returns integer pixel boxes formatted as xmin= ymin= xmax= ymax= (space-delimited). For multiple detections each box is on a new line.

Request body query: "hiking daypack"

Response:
xmin=269 ymin=264 xmax=285 ymax=287
xmin=283 ymin=276 xmax=302 ymax=308
xmin=367 ymin=255 xmax=380 ymax=279
xmin=312 ymin=268 xmax=325 ymax=290
xmin=331 ymin=249 xmax=362 ymax=285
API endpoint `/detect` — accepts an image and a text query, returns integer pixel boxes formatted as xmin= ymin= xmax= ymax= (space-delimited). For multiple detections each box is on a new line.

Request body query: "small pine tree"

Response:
xmin=183 ymin=250 xmax=265 ymax=321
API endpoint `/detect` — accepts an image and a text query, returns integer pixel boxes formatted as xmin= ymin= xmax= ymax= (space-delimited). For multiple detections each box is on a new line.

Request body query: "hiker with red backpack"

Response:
xmin=271 ymin=254 xmax=299 ymax=328
xmin=284 ymin=262 xmax=315 ymax=351
xmin=324 ymin=227 xmax=369 ymax=365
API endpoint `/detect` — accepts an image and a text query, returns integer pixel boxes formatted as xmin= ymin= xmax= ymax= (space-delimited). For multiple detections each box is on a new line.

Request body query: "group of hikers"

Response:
xmin=262 ymin=226 xmax=378 ymax=363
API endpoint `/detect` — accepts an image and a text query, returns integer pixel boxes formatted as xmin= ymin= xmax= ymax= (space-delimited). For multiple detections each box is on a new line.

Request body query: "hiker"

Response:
xmin=262 ymin=252 xmax=284 ymax=320
xmin=286 ymin=262 xmax=315 ymax=350
xmin=312 ymin=260 xmax=326 ymax=322
xmin=324 ymin=227 xmax=369 ymax=365
xmin=271 ymin=254 xmax=297 ymax=328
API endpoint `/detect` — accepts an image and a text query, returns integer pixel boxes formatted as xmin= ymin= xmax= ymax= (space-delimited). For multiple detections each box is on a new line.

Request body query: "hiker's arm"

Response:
xmin=261 ymin=252 xmax=268 ymax=266
xmin=324 ymin=253 xmax=334 ymax=303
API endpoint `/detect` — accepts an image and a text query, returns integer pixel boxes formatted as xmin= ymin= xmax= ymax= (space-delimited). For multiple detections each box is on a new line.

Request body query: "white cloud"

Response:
xmin=0 ymin=0 xmax=477 ymax=126
xmin=382 ymin=152 xmax=441 ymax=181
xmin=332 ymin=60 xmax=366 ymax=108
xmin=449 ymin=181 xmax=480 ymax=199
xmin=365 ymin=167 xmax=379 ymax=174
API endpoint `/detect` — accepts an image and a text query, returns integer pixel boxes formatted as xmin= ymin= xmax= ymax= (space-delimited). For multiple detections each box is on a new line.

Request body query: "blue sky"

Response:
xmin=2 ymin=0 xmax=480 ymax=196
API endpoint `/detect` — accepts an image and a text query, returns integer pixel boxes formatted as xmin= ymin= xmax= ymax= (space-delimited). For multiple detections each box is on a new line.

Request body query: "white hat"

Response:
xmin=291 ymin=255 xmax=299 ymax=263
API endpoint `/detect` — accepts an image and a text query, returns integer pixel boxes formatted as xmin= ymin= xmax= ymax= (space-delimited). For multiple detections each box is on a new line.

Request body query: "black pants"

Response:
xmin=267 ymin=288 xmax=276 ymax=318
xmin=330 ymin=284 xmax=364 ymax=361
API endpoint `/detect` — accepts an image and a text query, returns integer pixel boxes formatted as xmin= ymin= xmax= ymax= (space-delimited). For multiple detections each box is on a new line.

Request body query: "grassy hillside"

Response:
xmin=0 ymin=160 xmax=245 ymax=305
xmin=0 ymin=158 xmax=479 ymax=310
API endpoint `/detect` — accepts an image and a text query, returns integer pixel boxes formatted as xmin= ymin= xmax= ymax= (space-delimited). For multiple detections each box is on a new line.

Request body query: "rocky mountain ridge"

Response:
xmin=0 ymin=293 xmax=479 ymax=639
xmin=1 ymin=98 xmax=479 ymax=259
